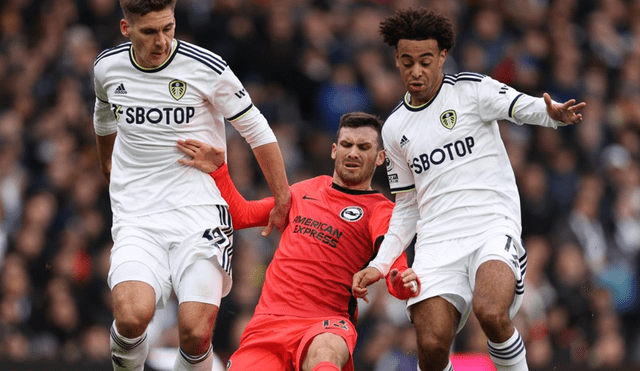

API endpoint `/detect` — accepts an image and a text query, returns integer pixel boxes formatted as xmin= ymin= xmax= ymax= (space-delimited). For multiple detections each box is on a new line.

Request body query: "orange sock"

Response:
xmin=312 ymin=361 xmax=340 ymax=371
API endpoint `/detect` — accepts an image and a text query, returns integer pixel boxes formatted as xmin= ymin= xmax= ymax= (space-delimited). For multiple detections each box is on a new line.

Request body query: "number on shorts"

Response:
xmin=202 ymin=227 xmax=231 ymax=250
xmin=323 ymin=319 xmax=349 ymax=331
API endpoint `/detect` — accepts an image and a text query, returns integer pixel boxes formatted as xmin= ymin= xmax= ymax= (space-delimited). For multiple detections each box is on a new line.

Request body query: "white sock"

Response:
xmin=173 ymin=344 xmax=213 ymax=371
xmin=487 ymin=328 xmax=528 ymax=371
xmin=110 ymin=321 xmax=149 ymax=371
xmin=418 ymin=359 xmax=453 ymax=371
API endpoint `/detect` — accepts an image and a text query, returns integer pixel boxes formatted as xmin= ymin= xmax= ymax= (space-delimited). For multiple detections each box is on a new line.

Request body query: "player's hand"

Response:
xmin=389 ymin=267 xmax=420 ymax=300
xmin=543 ymin=92 xmax=586 ymax=126
xmin=262 ymin=193 xmax=291 ymax=236
xmin=352 ymin=267 xmax=384 ymax=304
xmin=177 ymin=139 xmax=225 ymax=173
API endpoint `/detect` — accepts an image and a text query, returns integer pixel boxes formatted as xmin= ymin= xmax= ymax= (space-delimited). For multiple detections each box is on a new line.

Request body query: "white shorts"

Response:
xmin=108 ymin=205 xmax=234 ymax=308
xmin=407 ymin=229 xmax=527 ymax=333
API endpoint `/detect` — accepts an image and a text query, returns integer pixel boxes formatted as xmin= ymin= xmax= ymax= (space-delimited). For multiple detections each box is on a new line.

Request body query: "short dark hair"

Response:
xmin=120 ymin=0 xmax=176 ymax=20
xmin=380 ymin=7 xmax=455 ymax=51
xmin=337 ymin=112 xmax=384 ymax=149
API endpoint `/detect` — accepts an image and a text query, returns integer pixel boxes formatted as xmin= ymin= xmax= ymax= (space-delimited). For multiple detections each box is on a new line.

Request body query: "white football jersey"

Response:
xmin=371 ymin=72 xmax=563 ymax=274
xmin=93 ymin=40 xmax=276 ymax=219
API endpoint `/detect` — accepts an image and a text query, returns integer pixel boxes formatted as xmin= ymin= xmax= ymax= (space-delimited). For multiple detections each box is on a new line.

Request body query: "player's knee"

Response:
xmin=114 ymin=307 xmax=154 ymax=338
xmin=179 ymin=322 xmax=215 ymax=354
xmin=473 ymin=301 xmax=509 ymax=326
xmin=111 ymin=280 xmax=157 ymax=337
xmin=416 ymin=332 xmax=451 ymax=359
xmin=304 ymin=349 xmax=341 ymax=370
xmin=181 ymin=322 xmax=213 ymax=341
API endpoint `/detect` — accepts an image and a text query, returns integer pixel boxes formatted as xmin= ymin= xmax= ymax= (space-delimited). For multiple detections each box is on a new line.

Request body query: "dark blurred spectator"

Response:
xmin=314 ymin=63 xmax=374 ymax=133
xmin=372 ymin=323 xmax=418 ymax=371
xmin=0 ymin=109 xmax=27 ymax=239
xmin=519 ymin=163 xmax=558 ymax=238
xmin=566 ymin=173 xmax=609 ymax=274
xmin=549 ymin=242 xmax=594 ymax=354
xmin=457 ymin=7 xmax=514 ymax=74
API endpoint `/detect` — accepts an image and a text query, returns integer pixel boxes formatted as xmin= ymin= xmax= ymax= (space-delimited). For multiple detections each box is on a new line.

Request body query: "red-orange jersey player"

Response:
xmin=177 ymin=112 xmax=420 ymax=371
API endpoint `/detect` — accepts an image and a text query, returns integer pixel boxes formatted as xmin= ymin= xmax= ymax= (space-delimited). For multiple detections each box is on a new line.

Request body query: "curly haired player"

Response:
xmin=353 ymin=7 xmax=585 ymax=371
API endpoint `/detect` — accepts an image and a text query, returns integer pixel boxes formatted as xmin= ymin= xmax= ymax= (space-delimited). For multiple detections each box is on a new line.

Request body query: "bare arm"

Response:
xmin=252 ymin=142 xmax=291 ymax=236
xmin=95 ymin=133 xmax=117 ymax=183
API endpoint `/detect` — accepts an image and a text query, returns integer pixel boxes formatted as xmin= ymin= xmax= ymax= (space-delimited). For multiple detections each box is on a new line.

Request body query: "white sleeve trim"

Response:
xmin=511 ymin=95 xmax=561 ymax=129
xmin=228 ymin=106 xmax=277 ymax=148
xmin=369 ymin=190 xmax=419 ymax=276
xmin=93 ymin=98 xmax=117 ymax=136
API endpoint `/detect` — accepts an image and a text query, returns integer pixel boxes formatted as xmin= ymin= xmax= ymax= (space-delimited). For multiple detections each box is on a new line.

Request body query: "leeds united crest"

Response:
xmin=169 ymin=79 xmax=187 ymax=100
xmin=440 ymin=110 xmax=457 ymax=130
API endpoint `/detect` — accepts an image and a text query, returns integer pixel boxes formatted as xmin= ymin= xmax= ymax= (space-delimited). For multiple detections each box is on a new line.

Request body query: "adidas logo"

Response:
xmin=400 ymin=135 xmax=410 ymax=147
xmin=115 ymin=83 xmax=127 ymax=94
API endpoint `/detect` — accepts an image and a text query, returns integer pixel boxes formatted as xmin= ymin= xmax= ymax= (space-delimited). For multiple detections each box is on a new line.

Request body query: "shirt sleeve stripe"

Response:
xmin=227 ymin=104 xmax=254 ymax=121
xmin=390 ymin=184 xmax=415 ymax=194
xmin=180 ymin=42 xmax=228 ymax=66
xmin=177 ymin=50 xmax=225 ymax=74
xmin=455 ymin=71 xmax=486 ymax=79
xmin=178 ymin=43 xmax=228 ymax=74
xmin=444 ymin=73 xmax=483 ymax=85
xmin=94 ymin=43 xmax=130 ymax=66
xmin=509 ymin=93 xmax=524 ymax=118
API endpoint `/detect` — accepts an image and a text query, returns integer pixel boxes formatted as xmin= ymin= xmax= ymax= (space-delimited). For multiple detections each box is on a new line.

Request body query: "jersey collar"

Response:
xmin=331 ymin=182 xmax=380 ymax=195
xmin=129 ymin=39 xmax=179 ymax=73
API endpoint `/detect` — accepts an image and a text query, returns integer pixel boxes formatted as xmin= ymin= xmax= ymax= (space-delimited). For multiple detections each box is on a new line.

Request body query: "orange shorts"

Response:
xmin=226 ymin=314 xmax=357 ymax=371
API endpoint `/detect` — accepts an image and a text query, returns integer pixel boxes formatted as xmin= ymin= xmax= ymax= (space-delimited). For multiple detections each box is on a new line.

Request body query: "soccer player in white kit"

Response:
xmin=92 ymin=1 xmax=291 ymax=370
xmin=352 ymin=8 xmax=586 ymax=371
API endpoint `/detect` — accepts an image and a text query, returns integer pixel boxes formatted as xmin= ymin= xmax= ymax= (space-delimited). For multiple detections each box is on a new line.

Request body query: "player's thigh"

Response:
xmin=175 ymin=259 xmax=223 ymax=353
xmin=177 ymin=300 xmax=219 ymax=337
xmin=111 ymin=279 xmax=156 ymax=311
xmin=110 ymin=246 xmax=164 ymax=327
xmin=471 ymin=234 xmax=525 ymax=317
xmin=410 ymin=296 xmax=459 ymax=351
xmin=109 ymin=221 xmax=173 ymax=308
xmin=300 ymin=319 xmax=355 ymax=371
xmin=473 ymin=260 xmax=516 ymax=316
xmin=409 ymin=244 xmax=473 ymax=333
xmin=302 ymin=333 xmax=349 ymax=371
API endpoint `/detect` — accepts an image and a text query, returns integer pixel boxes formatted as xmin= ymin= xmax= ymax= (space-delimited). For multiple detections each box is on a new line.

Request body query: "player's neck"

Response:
xmin=332 ymin=177 xmax=372 ymax=191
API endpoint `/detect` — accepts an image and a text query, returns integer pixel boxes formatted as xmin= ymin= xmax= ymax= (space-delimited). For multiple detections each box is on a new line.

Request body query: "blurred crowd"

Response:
xmin=1 ymin=0 xmax=640 ymax=370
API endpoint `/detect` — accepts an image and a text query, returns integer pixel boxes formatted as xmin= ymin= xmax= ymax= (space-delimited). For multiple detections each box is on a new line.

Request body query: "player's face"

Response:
xmin=331 ymin=126 xmax=385 ymax=191
xmin=120 ymin=8 xmax=175 ymax=69
xmin=395 ymin=38 xmax=447 ymax=106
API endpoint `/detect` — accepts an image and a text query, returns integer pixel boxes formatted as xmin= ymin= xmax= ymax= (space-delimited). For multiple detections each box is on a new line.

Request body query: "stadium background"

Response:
xmin=1 ymin=0 xmax=640 ymax=370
